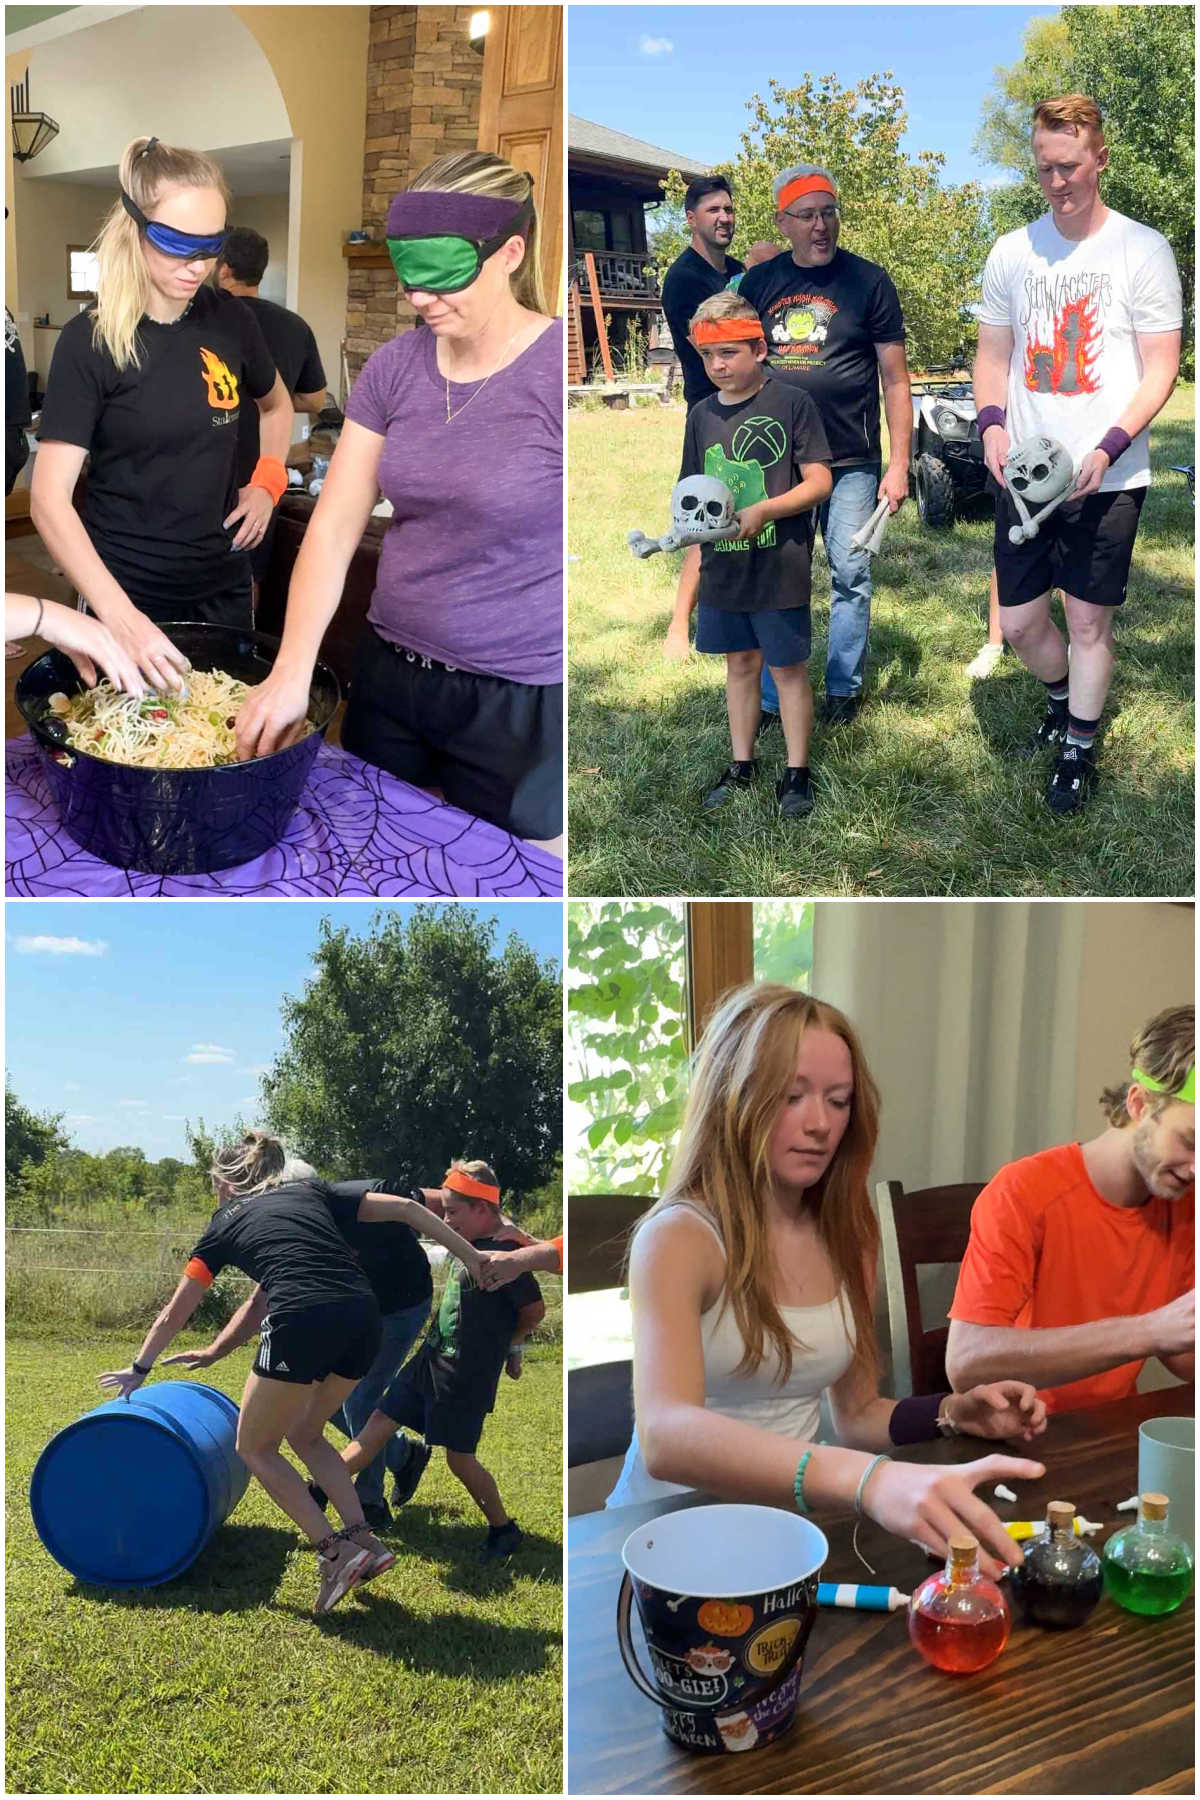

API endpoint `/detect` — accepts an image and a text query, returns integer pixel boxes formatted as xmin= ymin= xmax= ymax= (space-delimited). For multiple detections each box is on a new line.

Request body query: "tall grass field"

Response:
xmin=568 ymin=388 xmax=1194 ymax=897
xmin=6 ymin=1305 xmax=561 ymax=1795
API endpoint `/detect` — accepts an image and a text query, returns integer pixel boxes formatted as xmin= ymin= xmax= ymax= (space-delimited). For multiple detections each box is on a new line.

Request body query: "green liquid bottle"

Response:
xmin=1102 ymin=1491 xmax=1194 ymax=1617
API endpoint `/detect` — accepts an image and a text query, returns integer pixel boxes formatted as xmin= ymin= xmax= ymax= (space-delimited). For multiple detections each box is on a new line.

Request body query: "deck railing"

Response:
xmin=569 ymin=248 xmax=660 ymax=302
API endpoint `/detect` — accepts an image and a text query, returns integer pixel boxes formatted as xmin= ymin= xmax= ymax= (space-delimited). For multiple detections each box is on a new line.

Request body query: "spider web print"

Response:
xmin=5 ymin=737 xmax=562 ymax=898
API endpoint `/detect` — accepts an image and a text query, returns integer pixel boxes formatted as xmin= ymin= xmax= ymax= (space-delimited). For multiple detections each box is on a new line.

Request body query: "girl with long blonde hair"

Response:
xmin=235 ymin=151 xmax=563 ymax=854
xmin=31 ymin=136 xmax=292 ymax=690
xmin=610 ymin=983 xmax=1048 ymax=1574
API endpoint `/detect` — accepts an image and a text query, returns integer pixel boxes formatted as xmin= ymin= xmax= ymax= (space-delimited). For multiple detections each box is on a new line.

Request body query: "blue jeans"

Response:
xmin=762 ymin=461 xmax=881 ymax=710
xmin=329 ymin=1297 xmax=431 ymax=1508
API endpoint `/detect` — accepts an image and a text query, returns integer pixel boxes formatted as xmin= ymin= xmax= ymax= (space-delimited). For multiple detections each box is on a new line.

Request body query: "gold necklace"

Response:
xmin=443 ymin=325 xmax=524 ymax=425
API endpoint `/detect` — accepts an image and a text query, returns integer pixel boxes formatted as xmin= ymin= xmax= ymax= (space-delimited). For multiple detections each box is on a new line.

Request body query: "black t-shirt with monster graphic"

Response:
xmin=679 ymin=373 xmax=831 ymax=613
xmin=738 ymin=248 xmax=905 ymax=466
xmin=425 ymin=1236 xmax=541 ymax=1417
xmin=39 ymin=285 xmax=276 ymax=613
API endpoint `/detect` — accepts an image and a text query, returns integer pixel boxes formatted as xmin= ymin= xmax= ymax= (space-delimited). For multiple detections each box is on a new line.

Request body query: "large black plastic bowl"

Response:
xmin=15 ymin=622 xmax=339 ymax=875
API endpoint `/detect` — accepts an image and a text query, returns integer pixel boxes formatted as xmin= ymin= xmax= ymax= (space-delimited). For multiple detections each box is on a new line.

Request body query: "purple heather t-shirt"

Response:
xmin=346 ymin=317 xmax=562 ymax=685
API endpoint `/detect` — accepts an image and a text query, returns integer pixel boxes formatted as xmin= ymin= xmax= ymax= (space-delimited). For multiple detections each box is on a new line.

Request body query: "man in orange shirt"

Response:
xmin=946 ymin=1005 xmax=1194 ymax=1414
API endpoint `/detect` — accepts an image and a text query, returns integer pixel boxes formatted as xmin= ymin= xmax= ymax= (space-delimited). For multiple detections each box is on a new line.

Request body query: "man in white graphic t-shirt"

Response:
xmin=973 ymin=92 xmax=1182 ymax=816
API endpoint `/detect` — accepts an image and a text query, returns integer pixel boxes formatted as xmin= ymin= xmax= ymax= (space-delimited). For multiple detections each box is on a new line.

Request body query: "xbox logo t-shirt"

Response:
xmin=738 ymin=247 xmax=905 ymax=466
xmin=678 ymin=372 xmax=832 ymax=612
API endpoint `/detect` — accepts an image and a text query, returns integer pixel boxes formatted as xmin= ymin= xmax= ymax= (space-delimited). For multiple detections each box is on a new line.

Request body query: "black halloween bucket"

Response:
xmin=617 ymin=1504 xmax=828 ymax=1754
xmin=15 ymin=623 xmax=338 ymax=875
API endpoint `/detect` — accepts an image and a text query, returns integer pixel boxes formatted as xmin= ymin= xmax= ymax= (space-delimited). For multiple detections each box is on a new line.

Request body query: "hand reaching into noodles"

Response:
xmin=864 ymin=1453 xmax=1046 ymax=1578
xmin=99 ymin=1365 xmax=147 ymax=1401
xmin=107 ymin=604 xmax=191 ymax=693
xmin=224 ymin=484 xmax=274 ymax=552
xmin=6 ymin=593 xmax=145 ymax=695
xmin=235 ymin=666 xmax=314 ymax=761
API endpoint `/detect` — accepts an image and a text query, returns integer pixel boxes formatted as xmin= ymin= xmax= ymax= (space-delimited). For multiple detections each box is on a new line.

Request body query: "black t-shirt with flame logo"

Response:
xmin=39 ymin=285 xmax=276 ymax=613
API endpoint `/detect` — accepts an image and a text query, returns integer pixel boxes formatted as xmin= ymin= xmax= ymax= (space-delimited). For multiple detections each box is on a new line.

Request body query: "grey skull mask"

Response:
xmin=1004 ymin=436 xmax=1076 ymax=544
xmin=627 ymin=475 xmax=739 ymax=558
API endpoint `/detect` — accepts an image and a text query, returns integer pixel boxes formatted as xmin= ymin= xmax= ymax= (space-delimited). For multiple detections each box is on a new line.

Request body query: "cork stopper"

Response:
xmin=1047 ymin=1501 xmax=1076 ymax=1533
xmin=948 ymin=1533 xmax=978 ymax=1566
xmin=1140 ymin=1492 xmax=1169 ymax=1522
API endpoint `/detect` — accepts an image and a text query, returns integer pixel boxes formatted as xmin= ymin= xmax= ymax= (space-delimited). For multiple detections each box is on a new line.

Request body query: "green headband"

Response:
xmin=1131 ymin=1065 xmax=1195 ymax=1105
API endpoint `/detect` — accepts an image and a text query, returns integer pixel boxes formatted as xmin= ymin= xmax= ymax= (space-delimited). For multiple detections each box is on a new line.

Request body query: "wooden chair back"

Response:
xmin=875 ymin=1179 xmax=983 ymax=1396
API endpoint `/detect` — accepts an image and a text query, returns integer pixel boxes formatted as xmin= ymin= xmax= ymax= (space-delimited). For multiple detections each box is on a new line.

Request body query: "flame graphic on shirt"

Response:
xmin=1023 ymin=297 xmax=1102 ymax=397
xmin=200 ymin=346 xmax=240 ymax=410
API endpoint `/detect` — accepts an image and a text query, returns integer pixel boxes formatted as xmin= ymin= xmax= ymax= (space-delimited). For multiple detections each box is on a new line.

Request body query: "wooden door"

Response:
xmin=477 ymin=5 xmax=563 ymax=312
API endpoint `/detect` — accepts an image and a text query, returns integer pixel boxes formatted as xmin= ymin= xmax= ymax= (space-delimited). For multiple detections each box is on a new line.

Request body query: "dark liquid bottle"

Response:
xmin=1010 ymin=1500 xmax=1103 ymax=1629
xmin=908 ymin=1533 xmax=1011 ymax=1673
xmin=1103 ymin=1492 xmax=1194 ymax=1617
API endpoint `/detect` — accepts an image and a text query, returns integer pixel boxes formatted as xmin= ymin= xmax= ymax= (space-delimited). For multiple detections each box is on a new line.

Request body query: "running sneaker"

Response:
xmin=314 ymin=1540 xmax=370 ymax=1614
xmin=822 ymin=694 xmax=860 ymax=725
xmin=390 ymin=1435 xmax=433 ymax=1508
xmin=777 ymin=767 xmax=815 ymax=820
xmin=1047 ymin=745 xmax=1098 ymax=815
xmin=702 ymin=759 xmax=759 ymax=809
xmin=480 ymin=1520 xmax=524 ymax=1563
xmin=966 ymin=642 xmax=1004 ymax=679
xmin=343 ymin=1525 xmax=396 ymax=1583
xmin=1017 ymin=706 xmax=1067 ymax=759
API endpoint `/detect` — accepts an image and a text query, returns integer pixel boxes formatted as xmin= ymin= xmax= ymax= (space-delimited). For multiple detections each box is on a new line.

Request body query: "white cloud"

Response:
xmin=638 ymin=33 xmax=673 ymax=54
xmin=980 ymin=172 xmax=1011 ymax=190
xmin=13 ymin=934 xmax=108 ymax=957
xmin=185 ymin=1043 xmax=235 ymax=1064
xmin=63 ymin=1082 xmax=81 ymax=1093
xmin=118 ymin=1099 xmax=149 ymax=1109
xmin=238 ymin=1064 xmax=270 ymax=1078
xmin=65 ymin=1113 xmax=100 ymax=1125
xmin=163 ymin=1114 xmax=187 ymax=1122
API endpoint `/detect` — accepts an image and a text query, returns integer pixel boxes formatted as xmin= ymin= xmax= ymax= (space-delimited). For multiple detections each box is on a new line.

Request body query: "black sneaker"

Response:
xmin=702 ymin=759 xmax=759 ymax=810
xmin=389 ymin=1435 xmax=432 ymax=1508
xmin=777 ymin=766 xmax=814 ymax=820
xmin=1017 ymin=706 xmax=1067 ymax=759
xmin=480 ymin=1520 xmax=523 ymax=1563
xmin=823 ymin=693 xmax=860 ymax=726
xmin=1047 ymin=745 xmax=1098 ymax=815
xmin=360 ymin=1500 xmax=392 ymax=1531
xmin=756 ymin=709 xmax=781 ymax=738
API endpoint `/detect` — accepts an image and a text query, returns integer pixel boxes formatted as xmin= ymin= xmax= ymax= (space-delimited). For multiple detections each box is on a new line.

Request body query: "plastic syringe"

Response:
xmin=817 ymin=1582 xmax=909 ymax=1612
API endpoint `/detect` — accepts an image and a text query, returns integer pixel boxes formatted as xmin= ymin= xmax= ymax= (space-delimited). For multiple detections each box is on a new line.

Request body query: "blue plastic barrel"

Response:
xmin=30 ymin=1380 xmax=250 ymax=1588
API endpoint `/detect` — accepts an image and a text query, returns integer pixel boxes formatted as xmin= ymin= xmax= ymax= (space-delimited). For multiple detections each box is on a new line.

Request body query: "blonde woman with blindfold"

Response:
xmin=610 ymin=984 xmax=1050 ymax=1578
xmin=31 ymin=137 xmax=293 ymax=692
xmin=235 ymin=152 xmax=563 ymax=853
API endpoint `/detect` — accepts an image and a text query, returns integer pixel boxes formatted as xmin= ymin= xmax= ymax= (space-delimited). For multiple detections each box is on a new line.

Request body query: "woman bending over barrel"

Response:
xmin=99 ymin=1130 xmax=488 ymax=1615
xmin=610 ymin=984 xmax=1048 ymax=1575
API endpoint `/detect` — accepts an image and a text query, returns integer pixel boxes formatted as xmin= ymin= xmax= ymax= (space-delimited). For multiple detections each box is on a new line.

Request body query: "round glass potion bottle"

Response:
xmin=1010 ymin=1500 xmax=1103 ymax=1628
xmin=1102 ymin=1492 xmax=1194 ymax=1617
xmin=908 ymin=1533 xmax=1011 ymax=1673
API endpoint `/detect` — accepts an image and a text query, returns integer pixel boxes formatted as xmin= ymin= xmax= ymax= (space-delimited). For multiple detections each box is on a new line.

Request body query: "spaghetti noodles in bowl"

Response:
xmin=51 ymin=671 xmax=314 ymax=770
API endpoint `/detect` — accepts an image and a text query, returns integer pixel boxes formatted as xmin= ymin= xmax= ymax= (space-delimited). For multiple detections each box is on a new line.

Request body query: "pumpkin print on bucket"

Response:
xmin=696 ymin=1599 xmax=756 ymax=1638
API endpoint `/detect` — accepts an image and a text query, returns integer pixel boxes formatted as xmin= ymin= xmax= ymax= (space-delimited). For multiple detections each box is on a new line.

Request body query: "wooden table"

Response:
xmin=568 ymin=1388 xmax=1194 ymax=1795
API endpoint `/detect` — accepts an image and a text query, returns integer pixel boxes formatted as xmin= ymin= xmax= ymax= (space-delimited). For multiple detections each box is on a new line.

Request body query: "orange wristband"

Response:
xmin=249 ymin=456 xmax=289 ymax=506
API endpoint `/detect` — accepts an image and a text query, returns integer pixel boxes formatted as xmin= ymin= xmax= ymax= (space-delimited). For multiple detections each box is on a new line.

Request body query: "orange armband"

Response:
xmin=249 ymin=456 xmax=289 ymax=506
xmin=185 ymin=1257 xmax=214 ymax=1287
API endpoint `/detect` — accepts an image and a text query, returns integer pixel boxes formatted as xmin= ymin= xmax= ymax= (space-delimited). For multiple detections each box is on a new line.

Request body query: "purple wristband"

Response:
xmin=976 ymin=405 xmax=1006 ymax=434
xmin=1097 ymin=426 xmax=1132 ymax=465
xmin=888 ymin=1391 xmax=949 ymax=1445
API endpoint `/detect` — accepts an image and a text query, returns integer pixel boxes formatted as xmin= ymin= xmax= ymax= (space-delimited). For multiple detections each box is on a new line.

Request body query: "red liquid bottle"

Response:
xmin=908 ymin=1533 xmax=1011 ymax=1673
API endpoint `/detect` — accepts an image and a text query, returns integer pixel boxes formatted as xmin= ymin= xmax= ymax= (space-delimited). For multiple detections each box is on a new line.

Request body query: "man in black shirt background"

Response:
xmin=216 ymin=227 xmax=332 ymax=604
xmin=741 ymin=163 xmax=912 ymax=724
xmin=660 ymin=177 xmax=746 ymax=659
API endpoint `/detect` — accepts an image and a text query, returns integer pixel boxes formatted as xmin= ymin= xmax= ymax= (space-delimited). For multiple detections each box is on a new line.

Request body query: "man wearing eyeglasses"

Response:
xmin=739 ymin=165 xmax=911 ymax=725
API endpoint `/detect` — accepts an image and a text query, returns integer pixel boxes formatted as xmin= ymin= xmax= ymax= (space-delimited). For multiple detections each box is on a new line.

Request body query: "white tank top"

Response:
xmin=606 ymin=1201 xmax=856 ymax=1508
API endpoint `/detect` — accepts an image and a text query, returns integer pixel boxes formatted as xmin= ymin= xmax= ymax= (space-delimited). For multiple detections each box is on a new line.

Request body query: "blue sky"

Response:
xmin=6 ymin=902 xmax=562 ymax=1160
xmin=569 ymin=5 xmax=1059 ymax=189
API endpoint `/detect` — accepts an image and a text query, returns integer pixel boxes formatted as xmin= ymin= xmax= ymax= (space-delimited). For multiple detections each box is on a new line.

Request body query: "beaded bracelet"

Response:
xmin=793 ymin=1450 xmax=813 ymax=1515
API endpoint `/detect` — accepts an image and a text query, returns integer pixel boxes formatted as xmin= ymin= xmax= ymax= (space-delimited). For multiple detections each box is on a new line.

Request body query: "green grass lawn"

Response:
xmin=568 ymin=388 xmax=1195 ymax=896
xmin=6 ymin=1328 xmax=562 ymax=1795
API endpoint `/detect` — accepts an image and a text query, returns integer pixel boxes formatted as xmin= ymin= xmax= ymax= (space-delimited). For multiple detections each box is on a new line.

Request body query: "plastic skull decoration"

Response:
xmin=627 ymin=475 xmax=739 ymax=559
xmin=1003 ymin=435 xmax=1075 ymax=544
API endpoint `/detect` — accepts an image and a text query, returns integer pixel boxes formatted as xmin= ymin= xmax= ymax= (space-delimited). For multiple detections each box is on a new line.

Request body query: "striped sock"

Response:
xmin=1065 ymin=710 xmax=1100 ymax=752
xmin=1042 ymin=675 xmax=1070 ymax=715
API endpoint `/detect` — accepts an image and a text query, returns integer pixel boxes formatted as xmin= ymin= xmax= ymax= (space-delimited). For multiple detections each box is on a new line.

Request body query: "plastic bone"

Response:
xmin=1005 ymin=436 xmax=1075 ymax=544
xmin=628 ymin=476 xmax=740 ymax=558
xmin=849 ymin=497 xmax=892 ymax=556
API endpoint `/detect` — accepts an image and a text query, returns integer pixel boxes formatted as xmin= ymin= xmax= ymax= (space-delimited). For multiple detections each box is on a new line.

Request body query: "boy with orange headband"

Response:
xmin=680 ymin=289 xmax=832 ymax=819
xmin=328 ymin=1158 xmax=544 ymax=1562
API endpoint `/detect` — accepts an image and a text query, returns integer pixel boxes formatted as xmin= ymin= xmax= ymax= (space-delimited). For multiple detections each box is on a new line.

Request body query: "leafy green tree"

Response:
xmin=261 ymin=909 xmax=560 ymax=1206
xmin=649 ymin=74 xmax=988 ymax=368
xmin=975 ymin=7 xmax=1194 ymax=373
xmin=753 ymin=901 xmax=815 ymax=989
xmin=567 ymin=902 xmax=687 ymax=1195
xmin=5 ymin=1079 xmax=67 ymax=1189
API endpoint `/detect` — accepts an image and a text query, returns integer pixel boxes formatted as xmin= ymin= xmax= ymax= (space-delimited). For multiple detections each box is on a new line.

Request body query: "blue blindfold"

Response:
xmin=122 ymin=190 xmax=227 ymax=260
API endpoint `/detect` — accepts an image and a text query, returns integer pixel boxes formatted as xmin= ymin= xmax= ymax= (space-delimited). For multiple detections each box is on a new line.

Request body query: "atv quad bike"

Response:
xmin=908 ymin=367 xmax=991 ymax=529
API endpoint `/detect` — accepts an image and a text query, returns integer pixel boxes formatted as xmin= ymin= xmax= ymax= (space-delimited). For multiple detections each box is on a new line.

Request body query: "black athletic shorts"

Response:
xmin=341 ymin=625 xmax=562 ymax=841
xmin=377 ymin=1344 xmax=489 ymax=1455
xmin=992 ymin=483 xmax=1146 ymax=609
xmin=253 ymin=1296 xmax=382 ymax=1386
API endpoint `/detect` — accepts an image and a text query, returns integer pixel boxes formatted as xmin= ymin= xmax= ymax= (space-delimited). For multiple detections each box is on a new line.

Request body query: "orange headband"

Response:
xmin=777 ymin=173 xmax=837 ymax=212
xmin=444 ymin=1168 xmax=500 ymax=1205
xmin=690 ymin=317 xmax=765 ymax=346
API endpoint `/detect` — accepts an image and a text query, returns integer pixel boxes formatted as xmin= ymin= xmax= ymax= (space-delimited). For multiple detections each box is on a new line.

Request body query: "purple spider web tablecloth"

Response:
xmin=5 ymin=735 xmax=562 ymax=897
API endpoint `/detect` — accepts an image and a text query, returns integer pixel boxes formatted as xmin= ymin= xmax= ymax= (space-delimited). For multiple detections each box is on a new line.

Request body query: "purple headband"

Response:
xmin=385 ymin=188 xmax=528 ymax=240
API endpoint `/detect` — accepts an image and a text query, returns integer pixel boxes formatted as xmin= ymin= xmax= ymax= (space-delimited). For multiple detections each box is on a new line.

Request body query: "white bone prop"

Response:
xmin=628 ymin=475 xmax=741 ymax=559
xmin=849 ymin=496 xmax=892 ymax=555
xmin=1004 ymin=436 xmax=1076 ymax=545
